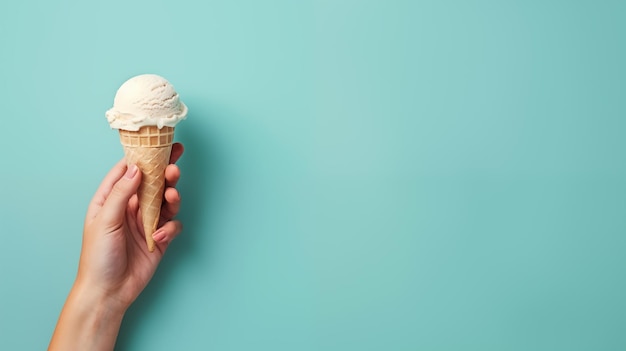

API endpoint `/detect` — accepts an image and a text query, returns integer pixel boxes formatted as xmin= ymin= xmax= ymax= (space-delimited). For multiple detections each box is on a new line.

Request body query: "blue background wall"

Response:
xmin=1 ymin=0 xmax=625 ymax=350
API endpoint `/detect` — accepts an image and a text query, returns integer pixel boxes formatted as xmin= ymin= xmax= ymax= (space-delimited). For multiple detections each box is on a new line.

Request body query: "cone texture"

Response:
xmin=119 ymin=126 xmax=174 ymax=252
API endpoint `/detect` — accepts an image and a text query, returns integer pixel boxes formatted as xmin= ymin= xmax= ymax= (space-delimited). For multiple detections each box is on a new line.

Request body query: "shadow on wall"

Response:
xmin=115 ymin=98 xmax=223 ymax=349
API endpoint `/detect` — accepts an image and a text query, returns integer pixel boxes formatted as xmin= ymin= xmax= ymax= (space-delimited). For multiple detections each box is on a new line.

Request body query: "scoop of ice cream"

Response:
xmin=106 ymin=74 xmax=187 ymax=131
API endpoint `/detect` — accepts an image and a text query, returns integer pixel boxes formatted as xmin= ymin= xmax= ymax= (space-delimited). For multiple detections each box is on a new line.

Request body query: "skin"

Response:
xmin=48 ymin=143 xmax=185 ymax=351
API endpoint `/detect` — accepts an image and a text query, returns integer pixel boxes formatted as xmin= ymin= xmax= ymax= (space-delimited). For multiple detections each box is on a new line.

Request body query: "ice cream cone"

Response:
xmin=106 ymin=74 xmax=187 ymax=252
xmin=119 ymin=125 xmax=174 ymax=252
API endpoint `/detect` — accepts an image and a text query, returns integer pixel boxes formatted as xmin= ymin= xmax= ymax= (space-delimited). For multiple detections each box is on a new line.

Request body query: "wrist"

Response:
xmin=69 ymin=280 xmax=129 ymax=319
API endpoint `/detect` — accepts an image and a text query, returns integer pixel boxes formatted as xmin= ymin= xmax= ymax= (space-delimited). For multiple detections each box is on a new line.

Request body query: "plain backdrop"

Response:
xmin=1 ymin=0 xmax=625 ymax=350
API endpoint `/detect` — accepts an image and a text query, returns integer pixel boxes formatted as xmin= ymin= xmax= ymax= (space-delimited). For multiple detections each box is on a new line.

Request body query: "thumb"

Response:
xmin=100 ymin=164 xmax=141 ymax=226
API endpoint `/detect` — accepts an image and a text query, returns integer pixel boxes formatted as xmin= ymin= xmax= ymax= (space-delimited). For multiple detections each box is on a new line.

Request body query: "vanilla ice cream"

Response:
xmin=106 ymin=74 xmax=188 ymax=131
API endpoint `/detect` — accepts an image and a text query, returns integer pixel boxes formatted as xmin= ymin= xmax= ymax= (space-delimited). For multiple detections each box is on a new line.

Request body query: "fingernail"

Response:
xmin=153 ymin=230 xmax=166 ymax=242
xmin=125 ymin=164 xmax=138 ymax=179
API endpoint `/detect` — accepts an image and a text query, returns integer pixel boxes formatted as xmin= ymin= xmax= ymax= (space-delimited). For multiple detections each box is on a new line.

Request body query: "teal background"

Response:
xmin=1 ymin=0 xmax=625 ymax=350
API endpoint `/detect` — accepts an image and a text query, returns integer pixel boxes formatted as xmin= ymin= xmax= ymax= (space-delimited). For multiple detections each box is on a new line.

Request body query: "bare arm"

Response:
xmin=49 ymin=283 xmax=126 ymax=350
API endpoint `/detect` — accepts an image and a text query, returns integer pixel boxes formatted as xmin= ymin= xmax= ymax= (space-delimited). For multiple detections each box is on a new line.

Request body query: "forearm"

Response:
xmin=49 ymin=283 xmax=126 ymax=351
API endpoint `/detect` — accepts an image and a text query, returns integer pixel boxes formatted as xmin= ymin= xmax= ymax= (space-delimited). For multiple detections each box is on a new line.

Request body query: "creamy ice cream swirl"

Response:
xmin=106 ymin=74 xmax=187 ymax=131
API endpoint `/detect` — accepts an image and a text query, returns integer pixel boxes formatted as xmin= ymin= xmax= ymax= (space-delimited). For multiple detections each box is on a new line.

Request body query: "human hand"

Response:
xmin=76 ymin=142 xmax=184 ymax=312
xmin=48 ymin=143 xmax=184 ymax=351
xmin=48 ymin=143 xmax=183 ymax=351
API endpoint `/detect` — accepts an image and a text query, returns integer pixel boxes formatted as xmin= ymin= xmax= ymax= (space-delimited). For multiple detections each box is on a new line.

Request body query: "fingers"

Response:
xmin=86 ymin=159 xmax=129 ymax=221
xmin=160 ymin=187 xmax=181 ymax=223
xmin=152 ymin=220 xmax=183 ymax=251
xmin=89 ymin=142 xmax=181 ymax=213
xmin=127 ymin=194 xmax=139 ymax=216
xmin=170 ymin=142 xmax=184 ymax=164
xmin=165 ymin=164 xmax=181 ymax=188
xmin=99 ymin=164 xmax=141 ymax=227
xmin=160 ymin=162 xmax=182 ymax=225
xmin=164 ymin=142 xmax=182 ymax=189
xmin=161 ymin=144 xmax=183 ymax=223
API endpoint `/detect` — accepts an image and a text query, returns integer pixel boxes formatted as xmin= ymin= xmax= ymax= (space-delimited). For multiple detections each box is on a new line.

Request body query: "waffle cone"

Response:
xmin=119 ymin=126 xmax=174 ymax=252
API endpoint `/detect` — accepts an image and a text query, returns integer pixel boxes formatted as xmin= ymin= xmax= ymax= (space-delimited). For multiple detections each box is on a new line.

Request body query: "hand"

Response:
xmin=75 ymin=142 xmax=185 ymax=311
xmin=49 ymin=143 xmax=184 ymax=351
xmin=49 ymin=143 xmax=184 ymax=350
